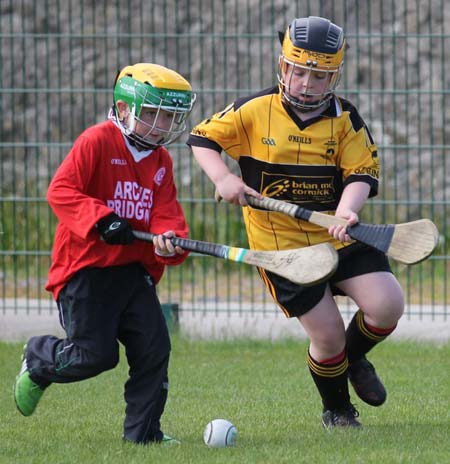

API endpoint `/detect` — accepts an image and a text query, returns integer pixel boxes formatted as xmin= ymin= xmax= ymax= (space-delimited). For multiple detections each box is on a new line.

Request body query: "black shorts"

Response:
xmin=262 ymin=242 xmax=392 ymax=318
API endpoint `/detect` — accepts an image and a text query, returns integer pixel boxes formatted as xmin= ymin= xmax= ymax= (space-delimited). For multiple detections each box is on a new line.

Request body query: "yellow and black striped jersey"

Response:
xmin=187 ymin=86 xmax=379 ymax=251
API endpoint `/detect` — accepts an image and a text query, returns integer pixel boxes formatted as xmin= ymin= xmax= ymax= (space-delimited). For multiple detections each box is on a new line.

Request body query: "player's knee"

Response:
xmin=86 ymin=347 xmax=120 ymax=374
xmin=362 ymin=295 xmax=404 ymax=327
xmin=387 ymin=279 xmax=405 ymax=319
xmin=391 ymin=296 xmax=405 ymax=321
xmin=386 ymin=288 xmax=405 ymax=320
xmin=141 ymin=350 xmax=170 ymax=376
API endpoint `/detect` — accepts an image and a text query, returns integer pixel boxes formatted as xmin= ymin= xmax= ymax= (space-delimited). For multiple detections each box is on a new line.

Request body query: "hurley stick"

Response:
xmin=244 ymin=195 xmax=439 ymax=265
xmin=133 ymin=230 xmax=338 ymax=286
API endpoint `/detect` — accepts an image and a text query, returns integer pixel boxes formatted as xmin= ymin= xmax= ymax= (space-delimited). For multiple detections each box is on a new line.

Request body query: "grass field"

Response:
xmin=1 ymin=336 xmax=449 ymax=464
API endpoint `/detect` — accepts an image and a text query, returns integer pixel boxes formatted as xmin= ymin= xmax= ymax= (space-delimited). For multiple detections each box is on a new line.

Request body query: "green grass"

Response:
xmin=1 ymin=336 xmax=450 ymax=464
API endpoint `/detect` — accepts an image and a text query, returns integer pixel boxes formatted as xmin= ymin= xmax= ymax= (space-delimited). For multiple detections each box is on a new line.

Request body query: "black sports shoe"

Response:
xmin=322 ymin=404 xmax=362 ymax=429
xmin=348 ymin=357 xmax=387 ymax=406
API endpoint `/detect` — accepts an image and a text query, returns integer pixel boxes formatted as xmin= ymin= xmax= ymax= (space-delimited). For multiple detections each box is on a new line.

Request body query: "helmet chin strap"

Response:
xmin=297 ymin=98 xmax=330 ymax=114
xmin=283 ymin=92 xmax=331 ymax=114
xmin=126 ymin=133 xmax=158 ymax=151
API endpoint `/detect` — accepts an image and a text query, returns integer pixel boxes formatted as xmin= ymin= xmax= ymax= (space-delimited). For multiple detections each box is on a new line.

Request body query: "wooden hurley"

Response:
xmin=133 ymin=230 xmax=338 ymax=286
xmin=244 ymin=195 xmax=439 ymax=265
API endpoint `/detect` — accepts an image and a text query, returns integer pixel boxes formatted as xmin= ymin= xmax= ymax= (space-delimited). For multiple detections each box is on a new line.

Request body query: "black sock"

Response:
xmin=346 ymin=309 xmax=396 ymax=363
xmin=307 ymin=349 xmax=350 ymax=411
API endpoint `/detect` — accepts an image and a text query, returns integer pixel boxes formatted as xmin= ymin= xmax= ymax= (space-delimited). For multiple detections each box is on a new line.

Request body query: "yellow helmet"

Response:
xmin=113 ymin=63 xmax=196 ymax=148
xmin=278 ymin=16 xmax=346 ymax=111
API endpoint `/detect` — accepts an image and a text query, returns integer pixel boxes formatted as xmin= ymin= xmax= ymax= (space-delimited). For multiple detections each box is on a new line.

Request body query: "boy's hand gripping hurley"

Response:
xmin=243 ymin=195 xmax=439 ymax=265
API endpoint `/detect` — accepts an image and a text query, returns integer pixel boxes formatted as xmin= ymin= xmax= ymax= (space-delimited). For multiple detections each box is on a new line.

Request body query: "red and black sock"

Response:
xmin=346 ymin=309 xmax=396 ymax=363
xmin=307 ymin=349 xmax=350 ymax=411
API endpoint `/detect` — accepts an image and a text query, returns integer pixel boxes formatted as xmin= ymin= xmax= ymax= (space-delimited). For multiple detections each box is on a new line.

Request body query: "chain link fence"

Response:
xmin=1 ymin=0 xmax=449 ymax=323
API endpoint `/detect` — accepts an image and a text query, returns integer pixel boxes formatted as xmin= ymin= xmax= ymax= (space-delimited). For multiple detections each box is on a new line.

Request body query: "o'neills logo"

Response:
xmin=111 ymin=158 xmax=127 ymax=165
xmin=288 ymin=135 xmax=311 ymax=144
xmin=261 ymin=173 xmax=335 ymax=203
xmin=354 ymin=166 xmax=379 ymax=177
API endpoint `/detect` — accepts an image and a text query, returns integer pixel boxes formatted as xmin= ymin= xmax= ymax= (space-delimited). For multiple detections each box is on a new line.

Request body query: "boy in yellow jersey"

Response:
xmin=188 ymin=16 xmax=404 ymax=428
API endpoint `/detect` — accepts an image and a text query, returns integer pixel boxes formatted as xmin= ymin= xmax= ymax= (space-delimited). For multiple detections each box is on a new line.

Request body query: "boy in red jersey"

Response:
xmin=14 ymin=63 xmax=196 ymax=445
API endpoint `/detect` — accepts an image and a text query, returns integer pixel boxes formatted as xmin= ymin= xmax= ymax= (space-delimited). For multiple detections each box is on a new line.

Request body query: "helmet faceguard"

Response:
xmin=278 ymin=16 xmax=345 ymax=112
xmin=113 ymin=63 xmax=196 ymax=149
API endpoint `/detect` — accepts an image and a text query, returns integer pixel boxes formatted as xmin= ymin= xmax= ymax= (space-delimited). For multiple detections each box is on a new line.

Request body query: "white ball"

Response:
xmin=203 ymin=418 xmax=237 ymax=448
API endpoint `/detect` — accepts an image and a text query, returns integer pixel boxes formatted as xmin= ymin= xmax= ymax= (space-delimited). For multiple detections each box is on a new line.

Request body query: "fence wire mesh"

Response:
xmin=1 ymin=0 xmax=449 ymax=320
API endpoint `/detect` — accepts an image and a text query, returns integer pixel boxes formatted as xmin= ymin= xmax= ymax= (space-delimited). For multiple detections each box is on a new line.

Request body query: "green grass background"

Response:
xmin=1 ymin=336 xmax=449 ymax=464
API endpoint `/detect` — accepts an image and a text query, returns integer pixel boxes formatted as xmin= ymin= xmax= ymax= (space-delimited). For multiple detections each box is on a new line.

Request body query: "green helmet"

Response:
xmin=113 ymin=63 xmax=196 ymax=149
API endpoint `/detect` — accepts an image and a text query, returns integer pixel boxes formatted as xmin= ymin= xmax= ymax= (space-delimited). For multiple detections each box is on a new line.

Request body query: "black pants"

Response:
xmin=26 ymin=263 xmax=171 ymax=444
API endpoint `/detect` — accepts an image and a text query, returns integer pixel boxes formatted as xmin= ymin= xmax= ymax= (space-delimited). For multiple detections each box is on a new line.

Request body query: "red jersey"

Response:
xmin=46 ymin=120 xmax=189 ymax=299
